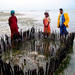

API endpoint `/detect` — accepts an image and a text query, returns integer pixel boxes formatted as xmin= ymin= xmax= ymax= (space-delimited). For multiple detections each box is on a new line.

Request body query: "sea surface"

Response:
xmin=0 ymin=10 xmax=75 ymax=36
xmin=0 ymin=10 xmax=75 ymax=75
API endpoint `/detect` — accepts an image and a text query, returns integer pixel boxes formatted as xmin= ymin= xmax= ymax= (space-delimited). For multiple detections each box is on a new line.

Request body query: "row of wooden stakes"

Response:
xmin=0 ymin=27 xmax=75 ymax=75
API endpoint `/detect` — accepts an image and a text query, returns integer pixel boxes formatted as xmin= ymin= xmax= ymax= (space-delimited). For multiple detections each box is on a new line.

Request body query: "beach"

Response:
xmin=0 ymin=10 xmax=75 ymax=75
xmin=0 ymin=10 xmax=75 ymax=37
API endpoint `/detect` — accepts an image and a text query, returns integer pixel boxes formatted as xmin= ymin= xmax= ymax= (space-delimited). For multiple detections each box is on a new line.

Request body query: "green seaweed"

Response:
xmin=54 ymin=47 xmax=73 ymax=75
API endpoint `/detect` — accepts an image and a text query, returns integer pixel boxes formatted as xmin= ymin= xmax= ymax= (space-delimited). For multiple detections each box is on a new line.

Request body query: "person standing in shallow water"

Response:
xmin=57 ymin=8 xmax=70 ymax=38
xmin=43 ymin=12 xmax=51 ymax=38
xmin=8 ymin=10 xmax=19 ymax=39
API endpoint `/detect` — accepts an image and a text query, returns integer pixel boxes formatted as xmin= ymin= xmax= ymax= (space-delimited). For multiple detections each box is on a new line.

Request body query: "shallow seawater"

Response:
xmin=54 ymin=37 xmax=75 ymax=75
xmin=0 ymin=10 xmax=75 ymax=37
xmin=0 ymin=12 xmax=36 ymax=37
xmin=0 ymin=10 xmax=75 ymax=74
xmin=62 ymin=37 xmax=75 ymax=75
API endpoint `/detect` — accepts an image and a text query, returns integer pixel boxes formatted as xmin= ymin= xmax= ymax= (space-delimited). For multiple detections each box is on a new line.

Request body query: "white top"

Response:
xmin=43 ymin=17 xmax=51 ymax=23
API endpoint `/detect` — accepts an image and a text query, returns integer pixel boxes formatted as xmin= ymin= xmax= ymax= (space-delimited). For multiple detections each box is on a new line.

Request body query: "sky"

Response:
xmin=0 ymin=0 xmax=75 ymax=10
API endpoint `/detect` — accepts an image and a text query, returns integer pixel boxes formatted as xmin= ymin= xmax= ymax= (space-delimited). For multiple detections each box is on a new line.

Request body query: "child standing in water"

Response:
xmin=43 ymin=12 xmax=51 ymax=37
xmin=8 ymin=10 xmax=19 ymax=39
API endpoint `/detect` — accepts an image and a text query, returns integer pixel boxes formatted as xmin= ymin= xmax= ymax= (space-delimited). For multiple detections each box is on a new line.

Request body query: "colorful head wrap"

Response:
xmin=44 ymin=12 xmax=49 ymax=17
xmin=11 ymin=10 xmax=15 ymax=15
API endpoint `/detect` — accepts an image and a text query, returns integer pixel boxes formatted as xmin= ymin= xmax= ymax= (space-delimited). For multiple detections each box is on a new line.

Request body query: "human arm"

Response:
xmin=43 ymin=18 xmax=46 ymax=27
xmin=43 ymin=19 xmax=49 ymax=27
xmin=63 ymin=13 xmax=69 ymax=27
xmin=15 ymin=16 xmax=19 ymax=29
xmin=57 ymin=14 xmax=60 ymax=28
xmin=43 ymin=17 xmax=51 ymax=27
xmin=48 ymin=17 xmax=51 ymax=23
xmin=47 ymin=17 xmax=51 ymax=26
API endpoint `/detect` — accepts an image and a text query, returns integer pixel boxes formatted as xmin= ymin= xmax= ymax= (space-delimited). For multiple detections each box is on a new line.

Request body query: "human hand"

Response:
xmin=63 ymin=23 xmax=65 ymax=25
xmin=58 ymin=26 xmax=60 ymax=28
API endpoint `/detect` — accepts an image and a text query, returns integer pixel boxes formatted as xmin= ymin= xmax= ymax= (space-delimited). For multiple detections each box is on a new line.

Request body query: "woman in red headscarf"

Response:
xmin=8 ymin=10 xmax=19 ymax=39
xmin=43 ymin=12 xmax=51 ymax=35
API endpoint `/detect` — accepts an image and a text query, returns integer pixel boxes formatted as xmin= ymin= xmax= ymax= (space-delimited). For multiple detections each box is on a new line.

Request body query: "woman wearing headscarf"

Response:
xmin=43 ymin=12 xmax=51 ymax=37
xmin=8 ymin=10 xmax=19 ymax=39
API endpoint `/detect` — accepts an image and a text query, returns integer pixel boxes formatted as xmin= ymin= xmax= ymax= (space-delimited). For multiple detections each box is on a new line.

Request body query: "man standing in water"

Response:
xmin=57 ymin=8 xmax=70 ymax=38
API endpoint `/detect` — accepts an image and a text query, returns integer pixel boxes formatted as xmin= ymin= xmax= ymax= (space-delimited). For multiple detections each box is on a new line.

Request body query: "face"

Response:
xmin=60 ymin=10 xmax=63 ymax=14
xmin=45 ymin=13 xmax=48 ymax=17
xmin=11 ymin=13 xmax=15 ymax=16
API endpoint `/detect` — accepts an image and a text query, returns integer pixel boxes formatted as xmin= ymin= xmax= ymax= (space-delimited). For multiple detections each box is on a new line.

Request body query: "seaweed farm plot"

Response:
xmin=0 ymin=27 xmax=75 ymax=75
